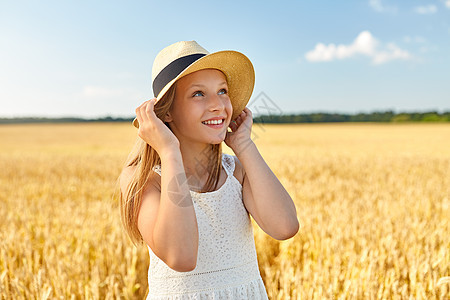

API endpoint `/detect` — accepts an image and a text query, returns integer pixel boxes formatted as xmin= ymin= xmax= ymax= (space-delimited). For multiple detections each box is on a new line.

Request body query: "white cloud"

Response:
xmin=304 ymin=31 xmax=413 ymax=65
xmin=402 ymin=35 xmax=437 ymax=54
xmin=419 ymin=45 xmax=439 ymax=53
xmin=414 ymin=5 xmax=437 ymax=14
xmin=369 ymin=0 xmax=397 ymax=13
xmin=372 ymin=43 xmax=412 ymax=64
xmin=369 ymin=0 xmax=383 ymax=12
xmin=305 ymin=31 xmax=377 ymax=62
xmin=403 ymin=36 xmax=426 ymax=43
xmin=442 ymin=0 xmax=450 ymax=9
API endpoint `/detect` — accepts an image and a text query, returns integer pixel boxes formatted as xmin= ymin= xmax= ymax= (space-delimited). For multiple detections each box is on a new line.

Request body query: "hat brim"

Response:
xmin=132 ymin=50 xmax=255 ymax=129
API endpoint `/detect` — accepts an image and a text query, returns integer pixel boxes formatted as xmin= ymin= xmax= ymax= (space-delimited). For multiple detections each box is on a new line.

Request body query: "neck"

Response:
xmin=178 ymin=140 xmax=219 ymax=182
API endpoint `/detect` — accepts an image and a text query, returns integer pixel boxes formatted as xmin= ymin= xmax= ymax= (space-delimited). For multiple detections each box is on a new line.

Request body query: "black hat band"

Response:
xmin=152 ymin=53 xmax=207 ymax=98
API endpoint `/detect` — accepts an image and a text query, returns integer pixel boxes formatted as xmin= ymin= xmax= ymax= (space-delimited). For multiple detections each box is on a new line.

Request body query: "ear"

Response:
xmin=164 ymin=111 xmax=173 ymax=123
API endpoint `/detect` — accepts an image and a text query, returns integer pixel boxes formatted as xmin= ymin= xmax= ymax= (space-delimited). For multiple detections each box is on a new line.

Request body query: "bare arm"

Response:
xmin=225 ymin=107 xmax=299 ymax=240
xmin=122 ymin=147 xmax=198 ymax=272
xmin=126 ymin=99 xmax=199 ymax=272
xmin=236 ymin=142 xmax=299 ymax=240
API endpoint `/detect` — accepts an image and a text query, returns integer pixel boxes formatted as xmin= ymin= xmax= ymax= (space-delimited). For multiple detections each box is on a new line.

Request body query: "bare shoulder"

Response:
xmin=119 ymin=165 xmax=161 ymax=197
xmin=119 ymin=165 xmax=136 ymax=196
xmin=119 ymin=164 xmax=162 ymax=253
xmin=231 ymin=155 xmax=245 ymax=186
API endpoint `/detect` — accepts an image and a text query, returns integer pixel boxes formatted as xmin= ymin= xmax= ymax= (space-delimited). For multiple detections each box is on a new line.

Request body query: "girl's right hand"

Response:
xmin=135 ymin=98 xmax=180 ymax=155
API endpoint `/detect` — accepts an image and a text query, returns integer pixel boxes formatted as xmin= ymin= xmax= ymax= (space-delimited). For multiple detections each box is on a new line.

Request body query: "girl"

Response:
xmin=119 ymin=40 xmax=299 ymax=299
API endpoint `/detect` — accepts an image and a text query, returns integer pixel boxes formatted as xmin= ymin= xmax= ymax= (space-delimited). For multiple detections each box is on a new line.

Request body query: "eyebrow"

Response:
xmin=189 ymin=81 xmax=227 ymax=89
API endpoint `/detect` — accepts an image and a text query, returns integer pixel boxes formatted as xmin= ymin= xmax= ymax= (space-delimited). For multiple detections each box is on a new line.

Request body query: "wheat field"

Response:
xmin=0 ymin=122 xmax=448 ymax=299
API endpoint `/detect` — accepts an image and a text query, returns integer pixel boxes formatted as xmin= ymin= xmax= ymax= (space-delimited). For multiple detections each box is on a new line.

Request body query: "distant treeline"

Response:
xmin=0 ymin=111 xmax=449 ymax=124
xmin=253 ymin=110 xmax=450 ymax=123
xmin=0 ymin=116 xmax=132 ymax=124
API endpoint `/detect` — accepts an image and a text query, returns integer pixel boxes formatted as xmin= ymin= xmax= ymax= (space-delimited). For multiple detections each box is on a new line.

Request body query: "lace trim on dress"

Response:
xmin=148 ymin=259 xmax=262 ymax=296
xmin=151 ymin=153 xmax=237 ymax=196
xmin=146 ymin=277 xmax=268 ymax=299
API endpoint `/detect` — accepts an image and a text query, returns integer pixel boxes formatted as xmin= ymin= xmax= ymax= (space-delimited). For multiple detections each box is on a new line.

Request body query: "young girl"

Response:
xmin=119 ymin=40 xmax=299 ymax=299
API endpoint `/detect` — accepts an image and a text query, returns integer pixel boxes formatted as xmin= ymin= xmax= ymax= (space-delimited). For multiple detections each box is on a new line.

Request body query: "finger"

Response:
xmin=229 ymin=121 xmax=237 ymax=132
xmin=140 ymin=99 xmax=154 ymax=124
xmin=241 ymin=111 xmax=248 ymax=122
xmin=138 ymin=102 xmax=149 ymax=124
xmin=145 ymin=98 xmax=157 ymax=119
xmin=235 ymin=115 xmax=243 ymax=126
xmin=240 ymin=110 xmax=251 ymax=123
xmin=135 ymin=103 xmax=145 ymax=125
xmin=137 ymin=99 xmax=150 ymax=111
xmin=135 ymin=111 xmax=142 ymax=127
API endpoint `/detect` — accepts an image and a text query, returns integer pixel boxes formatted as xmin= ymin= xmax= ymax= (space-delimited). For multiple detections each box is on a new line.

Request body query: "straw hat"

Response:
xmin=132 ymin=40 xmax=255 ymax=128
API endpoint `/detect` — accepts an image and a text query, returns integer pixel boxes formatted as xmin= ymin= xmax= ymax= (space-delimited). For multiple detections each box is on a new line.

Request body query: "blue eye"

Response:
xmin=192 ymin=91 xmax=204 ymax=97
xmin=192 ymin=88 xmax=227 ymax=97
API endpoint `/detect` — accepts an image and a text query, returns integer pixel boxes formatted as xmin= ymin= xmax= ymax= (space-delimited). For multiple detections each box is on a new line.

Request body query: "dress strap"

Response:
xmin=152 ymin=164 xmax=162 ymax=176
xmin=152 ymin=154 xmax=235 ymax=178
xmin=222 ymin=153 xmax=235 ymax=178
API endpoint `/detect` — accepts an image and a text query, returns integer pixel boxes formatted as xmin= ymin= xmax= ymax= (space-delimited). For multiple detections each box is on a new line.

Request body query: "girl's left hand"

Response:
xmin=224 ymin=107 xmax=254 ymax=154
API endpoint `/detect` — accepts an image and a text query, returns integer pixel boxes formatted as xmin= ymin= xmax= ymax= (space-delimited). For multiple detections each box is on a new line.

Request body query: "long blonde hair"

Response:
xmin=119 ymin=81 xmax=223 ymax=245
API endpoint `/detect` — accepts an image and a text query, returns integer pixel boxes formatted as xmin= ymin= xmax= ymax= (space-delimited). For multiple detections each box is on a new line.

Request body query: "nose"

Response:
xmin=208 ymin=93 xmax=226 ymax=112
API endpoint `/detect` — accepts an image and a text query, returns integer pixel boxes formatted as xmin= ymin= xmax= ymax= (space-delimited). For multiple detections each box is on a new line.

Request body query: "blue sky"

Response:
xmin=0 ymin=0 xmax=449 ymax=118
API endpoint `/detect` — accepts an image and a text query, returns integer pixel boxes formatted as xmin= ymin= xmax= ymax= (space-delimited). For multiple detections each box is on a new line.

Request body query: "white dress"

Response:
xmin=146 ymin=153 xmax=269 ymax=299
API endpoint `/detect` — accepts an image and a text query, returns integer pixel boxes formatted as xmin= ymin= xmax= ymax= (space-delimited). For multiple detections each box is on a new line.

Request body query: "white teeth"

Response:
xmin=202 ymin=119 xmax=223 ymax=125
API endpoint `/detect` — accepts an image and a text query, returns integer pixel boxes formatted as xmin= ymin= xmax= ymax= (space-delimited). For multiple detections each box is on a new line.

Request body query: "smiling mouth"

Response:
xmin=201 ymin=119 xmax=225 ymax=125
xmin=201 ymin=119 xmax=225 ymax=128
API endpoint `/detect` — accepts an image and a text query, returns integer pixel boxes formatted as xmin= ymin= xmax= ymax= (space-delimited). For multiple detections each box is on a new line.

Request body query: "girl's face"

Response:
xmin=167 ymin=69 xmax=233 ymax=145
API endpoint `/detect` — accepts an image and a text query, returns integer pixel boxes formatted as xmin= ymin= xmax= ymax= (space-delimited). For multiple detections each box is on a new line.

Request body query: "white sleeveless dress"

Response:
xmin=146 ymin=153 xmax=269 ymax=299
